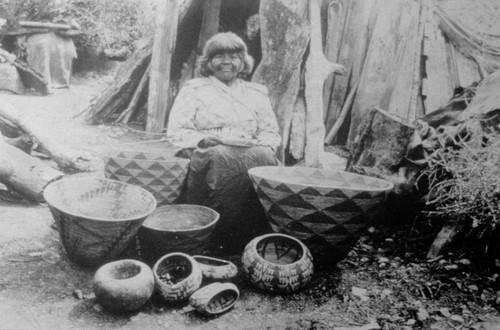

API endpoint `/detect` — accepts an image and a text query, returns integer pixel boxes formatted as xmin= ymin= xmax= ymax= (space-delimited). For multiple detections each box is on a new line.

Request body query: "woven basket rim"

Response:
xmin=249 ymin=233 xmax=310 ymax=267
xmin=43 ymin=177 xmax=157 ymax=222
xmin=248 ymin=166 xmax=394 ymax=192
xmin=143 ymin=204 xmax=219 ymax=233
xmin=105 ymin=154 xmax=190 ymax=163
xmin=152 ymin=252 xmax=196 ymax=283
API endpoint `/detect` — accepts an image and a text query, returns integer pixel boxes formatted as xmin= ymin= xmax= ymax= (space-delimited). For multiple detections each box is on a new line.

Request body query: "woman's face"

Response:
xmin=209 ymin=51 xmax=242 ymax=85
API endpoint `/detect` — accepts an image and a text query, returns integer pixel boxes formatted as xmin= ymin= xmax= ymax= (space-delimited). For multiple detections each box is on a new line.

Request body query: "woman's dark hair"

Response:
xmin=198 ymin=32 xmax=254 ymax=77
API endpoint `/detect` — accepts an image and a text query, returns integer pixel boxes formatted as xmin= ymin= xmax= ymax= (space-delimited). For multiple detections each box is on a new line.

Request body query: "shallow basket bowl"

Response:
xmin=104 ymin=150 xmax=190 ymax=206
xmin=247 ymin=166 xmax=394 ymax=262
xmin=43 ymin=177 xmax=157 ymax=267
xmin=138 ymin=204 xmax=219 ymax=265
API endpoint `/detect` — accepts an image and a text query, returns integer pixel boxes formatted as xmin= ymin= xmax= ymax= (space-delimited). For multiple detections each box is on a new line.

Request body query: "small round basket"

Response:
xmin=193 ymin=256 xmax=238 ymax=281
xmin=248 ymin=166 xmax=394 ymax=263
xmin=152 ymin=252 xmax=202 ymax=302
xmin=93 ymin=259 xmax=154 ymax=313
xmin=104 ymin=150 xmax=190 ymax=206
xmin=138 ymin=204 xmax=219 ymax=265
xmin=189 ymin=282 xmax=239 ymax=316
xmin=43 ymin=177 xmax=157 ymax=267
xmin=242 ymin=233 xmax=314 ymax=293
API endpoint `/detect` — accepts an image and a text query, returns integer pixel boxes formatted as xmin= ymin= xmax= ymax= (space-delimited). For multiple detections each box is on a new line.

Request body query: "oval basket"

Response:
xmin=193 ymin=256 xmax=238 ymax=281
xmin=242 ymin=233 xmax=314 ymax=293
xmin=139 ymin=204 xmax=219 ymax=265
xmin=43 ymin=177 xmax=157 ymax=267
xmin=104 ymin=150 xmax=190 ymax=206
xmin=152 ymin=252 xmax=202 ymax=302
xmin=248 ymin=166 xmax=394 ymax=262
xmin=189 ymin=282 xmax=239 ymax=316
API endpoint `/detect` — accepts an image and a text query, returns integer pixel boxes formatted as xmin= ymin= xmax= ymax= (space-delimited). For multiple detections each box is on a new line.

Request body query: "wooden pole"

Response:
xmin=146 ymin=0 xmax=179 ymax=133
xmin=304 ymin=0 xmax=345 ymax=168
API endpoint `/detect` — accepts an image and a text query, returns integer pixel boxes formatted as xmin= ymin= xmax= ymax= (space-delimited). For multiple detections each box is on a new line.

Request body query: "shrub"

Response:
xmin=62 ymin=0 xmax=155 ymax=52
xmin=422 ymin=131 xmax=500 ymax=235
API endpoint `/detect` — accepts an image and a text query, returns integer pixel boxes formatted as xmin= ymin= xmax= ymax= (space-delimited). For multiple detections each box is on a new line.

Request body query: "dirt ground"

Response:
xmin=1 ymin=72 xmax=500 ymax=330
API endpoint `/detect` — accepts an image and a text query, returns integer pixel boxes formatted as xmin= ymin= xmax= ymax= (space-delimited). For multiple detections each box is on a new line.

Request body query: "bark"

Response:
xmin=146 ymin=0 xmax=179 ymax=133
xmin=347 ymin=108 xmax=416 ymax=194
xmin=252 ymin=0 xmax=310 ymax=161
xmin=347 ymin=0 xmax=422 ymax=146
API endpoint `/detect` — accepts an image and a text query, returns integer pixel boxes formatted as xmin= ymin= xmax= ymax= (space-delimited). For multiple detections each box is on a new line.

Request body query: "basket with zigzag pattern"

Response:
xmin=43 ymin=177 xmax=157 ymax=267
xmin=104 ymin=150 xmax=190 ymax=206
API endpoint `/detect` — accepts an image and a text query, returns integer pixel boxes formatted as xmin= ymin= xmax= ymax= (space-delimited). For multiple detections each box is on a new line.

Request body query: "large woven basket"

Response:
xmin=248 ymin=166 xmax=394 ymax=263
xmin=138 ymin=204 xmax=219 ymax=265
xmin=104 ymin=150 xmax=190 ymax=206
xmin=43 ymin=177 xmax=157 ymax=267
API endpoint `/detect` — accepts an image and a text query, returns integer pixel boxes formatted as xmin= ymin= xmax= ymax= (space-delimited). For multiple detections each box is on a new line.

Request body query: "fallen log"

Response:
xmin=0 ymin=138 xmax=63 ymax=201
xmin=0 ymin=99 xmax=94 ymax=172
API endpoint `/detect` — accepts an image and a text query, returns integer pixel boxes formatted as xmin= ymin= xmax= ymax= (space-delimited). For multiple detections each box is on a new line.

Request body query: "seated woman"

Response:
xmin=167 ymin=32 xmax=281 ymax=253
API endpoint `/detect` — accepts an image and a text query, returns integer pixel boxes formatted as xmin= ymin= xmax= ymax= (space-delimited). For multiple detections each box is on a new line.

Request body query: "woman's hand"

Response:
xmin=198 ymin=136 xmax=223 ymax=148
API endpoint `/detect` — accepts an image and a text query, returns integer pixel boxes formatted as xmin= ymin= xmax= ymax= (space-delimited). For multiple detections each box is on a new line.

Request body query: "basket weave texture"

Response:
xmin=153 ymin=252 xmax=202 ymax=302
xmin=139 ymin=204 xmax=219 ymax=265
xmin=242 ymin=233 xmax=313 ymax=293
xmin=248 ymin=166 xmax=394 ymax=261
xmin=44 ymin=177 xmax=157 ymax=267
xmin=104 ymin=150 xmax=190 ymax=206
xmin=189 ymin=282 xmax=239 ymax=315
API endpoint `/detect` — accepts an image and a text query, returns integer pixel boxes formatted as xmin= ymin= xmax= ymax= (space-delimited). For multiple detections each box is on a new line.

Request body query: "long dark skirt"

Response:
xmin=182 ymin=145 xmax=279 ymax=254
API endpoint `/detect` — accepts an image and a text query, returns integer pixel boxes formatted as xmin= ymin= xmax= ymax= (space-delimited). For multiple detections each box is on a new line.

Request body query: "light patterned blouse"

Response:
xmin=166 ymin=76 xmax=281 ymax=151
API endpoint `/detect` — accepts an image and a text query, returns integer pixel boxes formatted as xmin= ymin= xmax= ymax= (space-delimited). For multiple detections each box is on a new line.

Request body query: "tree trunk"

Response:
xmin=0 ymin=138 xmax=63 ymax=201
xmin=146 ymin=0 xmax=179 ymax=133
xmin=252 ymin=0 xmax=310 ymax=161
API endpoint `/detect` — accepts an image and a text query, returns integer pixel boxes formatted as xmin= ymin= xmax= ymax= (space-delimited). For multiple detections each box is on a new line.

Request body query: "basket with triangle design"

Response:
xmin=104 ymin=150 xmax=190 ymax=206
xmin=248 ymin=166 xmax=394 ymax=264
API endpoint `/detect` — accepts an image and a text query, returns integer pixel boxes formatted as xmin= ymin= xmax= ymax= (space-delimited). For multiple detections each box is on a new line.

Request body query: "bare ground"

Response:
xmin=1 ymin=73 xmax=500 ymax=330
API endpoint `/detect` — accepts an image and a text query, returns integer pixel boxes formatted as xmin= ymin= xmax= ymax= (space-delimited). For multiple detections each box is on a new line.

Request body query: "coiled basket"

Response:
xmin=248 ymin=166 xmax=394 ymax=263
xmin=43 ymin=177 xmax=157 ymax=267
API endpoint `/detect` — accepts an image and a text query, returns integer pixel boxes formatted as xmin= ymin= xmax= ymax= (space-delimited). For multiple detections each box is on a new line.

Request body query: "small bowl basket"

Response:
xmin=189 ymin=282 xmax=239 ymax=316
xmin=193 ymin=256 xmax=238 ymax=281
xmin=242 ymin=233 xmax=314 ymax=293
xmin=152 ymin=252 xmax=202 ymax=302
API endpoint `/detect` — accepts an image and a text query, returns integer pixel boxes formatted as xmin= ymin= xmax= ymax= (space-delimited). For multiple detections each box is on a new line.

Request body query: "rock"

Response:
xmin=450 ymin=315 xmax=464 ymax=323
xmin=73 ymin=289 xmax=83 ymax=300
xmin=93 ymin=304 xmax=103 ymax=312
xmin=417 ymin=307 xmax=429 ymax=321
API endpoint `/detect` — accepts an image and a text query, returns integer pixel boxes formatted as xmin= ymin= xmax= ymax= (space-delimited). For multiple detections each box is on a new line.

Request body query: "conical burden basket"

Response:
xmin=43 ymin=177 xmax=157 ymax=267
xmin=248 ymin=166 xmax=394 ymax=263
